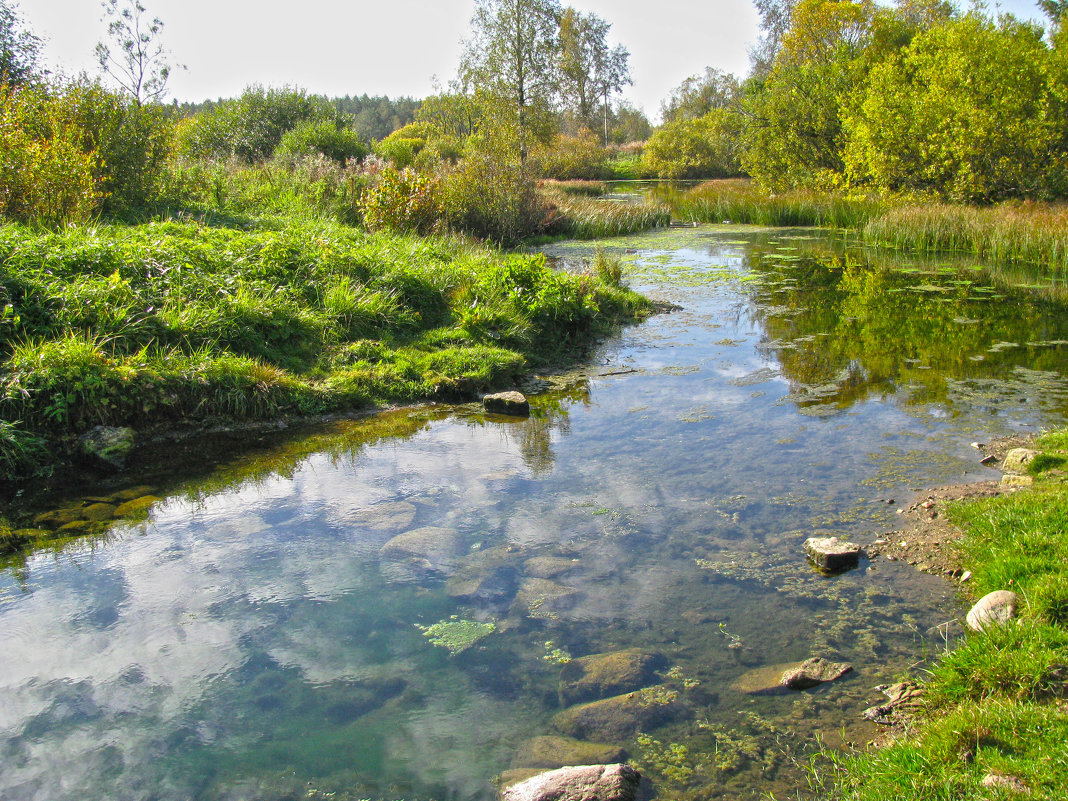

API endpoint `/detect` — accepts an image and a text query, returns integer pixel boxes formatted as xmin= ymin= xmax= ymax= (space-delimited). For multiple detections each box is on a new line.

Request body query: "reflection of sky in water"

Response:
xmin=4 ymin=228 xmax=1068 ymax=800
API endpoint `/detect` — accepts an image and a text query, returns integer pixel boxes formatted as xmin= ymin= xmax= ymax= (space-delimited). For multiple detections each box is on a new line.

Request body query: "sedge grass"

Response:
xmin=542 ymin=189 xmax=670 ymax=239
xmin=666 ymin=179 xmax=886 ymax=229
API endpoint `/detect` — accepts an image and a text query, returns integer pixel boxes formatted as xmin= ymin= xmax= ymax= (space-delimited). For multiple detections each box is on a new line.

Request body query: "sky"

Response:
xmin=13 ymin=0 xmax=1049 ymax=120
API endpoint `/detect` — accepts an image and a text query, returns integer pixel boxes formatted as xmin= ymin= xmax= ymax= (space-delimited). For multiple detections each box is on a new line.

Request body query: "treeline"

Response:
xmin=177 ymin=93 xmax=421 ymax=143
xmin=644 ymin=0 xmax=1068 ymax=202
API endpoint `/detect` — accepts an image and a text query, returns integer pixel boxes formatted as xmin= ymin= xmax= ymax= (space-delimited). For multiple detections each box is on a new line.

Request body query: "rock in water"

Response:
xmin=484 ymin=391 xmax=530 ymax=416
xmin=559 ymin=649 xmax=666 ymax=705
xmin=966 ymin=590 xmax=1019 ymax=632
xmin=1002 ymin=448 xmax=1038 ymax=474
xmin=803 ymin=536 xmax=862 ymax=572
xmin=79 ymin=426 xmax=136 ymax=470
xmin=780 ymin=657 xmax=853 ymax=690
xmin=551 ymin=686 xmax=686 ymax=740
xmin=500 ymin=764 xmax=640 ymax=801
xmin=511 ymin=736 xmax=627 ymax=770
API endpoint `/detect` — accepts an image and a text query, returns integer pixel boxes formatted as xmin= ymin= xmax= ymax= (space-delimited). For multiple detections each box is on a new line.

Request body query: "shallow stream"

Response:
xmin=4 ymin=227 xmax=1068 ymax=801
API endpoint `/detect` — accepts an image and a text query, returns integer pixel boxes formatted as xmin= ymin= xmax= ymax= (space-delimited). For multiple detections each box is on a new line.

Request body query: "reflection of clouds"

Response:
xmin=0 ymin=415 xmax=576 ymax=801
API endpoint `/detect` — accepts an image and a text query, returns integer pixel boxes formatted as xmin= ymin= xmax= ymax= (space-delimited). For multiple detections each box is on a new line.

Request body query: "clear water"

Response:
xmin=4 ymin=227 xmax=1068 ymax=801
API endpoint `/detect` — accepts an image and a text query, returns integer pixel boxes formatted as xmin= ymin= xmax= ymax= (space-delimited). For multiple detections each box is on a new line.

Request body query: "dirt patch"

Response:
xmin=866 ymin=435 xmax=1035 ymax=577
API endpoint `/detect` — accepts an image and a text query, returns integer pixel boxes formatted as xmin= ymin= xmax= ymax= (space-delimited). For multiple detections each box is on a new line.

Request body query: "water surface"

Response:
xmin=4 ymin=227 xmax=1068 ymax=801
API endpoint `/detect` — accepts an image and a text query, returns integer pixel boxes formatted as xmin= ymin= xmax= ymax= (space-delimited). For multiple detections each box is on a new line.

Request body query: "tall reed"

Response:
xmin=666 ymin=179 xmax=886 ymax=229
xmin=863 ymin=202 xmax=1068 ymax=270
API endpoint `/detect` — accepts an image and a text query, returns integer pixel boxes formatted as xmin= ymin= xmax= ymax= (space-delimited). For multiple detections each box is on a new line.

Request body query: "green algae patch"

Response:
xmin=416 ymin=616 xmax=496 ymax=655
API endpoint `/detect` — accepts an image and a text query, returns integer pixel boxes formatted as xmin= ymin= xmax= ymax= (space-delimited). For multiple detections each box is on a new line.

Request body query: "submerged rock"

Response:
xmin=511 ymin=735 xmax=627 ymax=770
xmin=114 ymin=496 xmax=160 ymax=518
xmin=79 ymin=426 xmax=136 ymax=470
xmin=524 ymin=556 xmax=579 ymax=579
xmin=500 ymin=764 xmax=640 ymax=801
xmin=780 ymin=657 xmax=853 ymax=690
xmin=551 ymin=685 xmax=686 ymax=740
xmin=81 ymin=503 xmax=118 ymax=522
xmin=345 ymin=501 xmax=418 ymax=533
xmin=730 ymin=663 xmax=799 ymax=695
xmin=484 ymin=391 xmax=530 ymax=416
xmin=803 ymin=536 xmax=863 ymax=573
xmin=513 ymin=577 xmax=581 ymax=618
xmin=559 ymin=648 xmax=666 ymax=705
xmin=862 ymin=681 xmax=924 ymax=725
xmin=447 ymin=564 xmax=519 ymax=608
xmin=33 ymin=508 xmax=86 ymax=530
xmin=381 ymin=526 xmax=465 ymax=572
xmin=1002 ymin=448 xmax=1038 ymax=474
xmin=966 ymin=590 xmax=1019 ymax=632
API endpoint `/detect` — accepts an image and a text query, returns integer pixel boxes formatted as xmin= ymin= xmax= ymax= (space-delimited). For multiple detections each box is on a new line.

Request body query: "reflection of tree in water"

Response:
xmin=511 ymin=380 xmax=591 ymax=476
xmin=741 ymin=240 xmax=1068 ymax=418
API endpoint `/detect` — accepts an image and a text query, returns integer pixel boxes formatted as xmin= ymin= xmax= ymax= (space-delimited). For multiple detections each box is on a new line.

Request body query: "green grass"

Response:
xmin=863 ymin=202 xmax=1068 ymax=271
xmin=665 ymin=179 xmax=887 ymax=229
xmin=0 ymin=218 xmax=652 ymax=481
xmin=542 ymin=189 xmax=670 ymax=239
xmin=818 ymin=430 xmax=1068 ymax=801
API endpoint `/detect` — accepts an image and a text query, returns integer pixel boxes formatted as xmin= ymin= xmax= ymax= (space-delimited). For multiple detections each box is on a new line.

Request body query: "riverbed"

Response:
xmin=3 ymin=226 xmax=1068 ymax=801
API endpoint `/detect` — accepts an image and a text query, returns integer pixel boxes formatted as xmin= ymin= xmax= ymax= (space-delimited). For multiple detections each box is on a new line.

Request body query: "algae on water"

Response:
xmin=416 ymin=616 xmax=496 ymax=655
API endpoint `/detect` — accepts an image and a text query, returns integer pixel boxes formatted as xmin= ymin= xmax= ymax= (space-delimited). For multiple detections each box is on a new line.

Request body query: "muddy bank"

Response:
xmin=866 ymin=435 xmax=1034 ymax=578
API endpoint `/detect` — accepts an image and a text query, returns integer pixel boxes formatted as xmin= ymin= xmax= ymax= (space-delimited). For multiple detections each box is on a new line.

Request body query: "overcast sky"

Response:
xmin=14 ymin=0 xmax=1048 ymax=120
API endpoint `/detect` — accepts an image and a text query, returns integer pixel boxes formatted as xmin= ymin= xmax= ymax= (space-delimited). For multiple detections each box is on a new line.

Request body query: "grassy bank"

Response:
xmin=0 ymin=219 xmax=651 ymax=483
xmin=821 ymin=433 xmax=1068 ymax=800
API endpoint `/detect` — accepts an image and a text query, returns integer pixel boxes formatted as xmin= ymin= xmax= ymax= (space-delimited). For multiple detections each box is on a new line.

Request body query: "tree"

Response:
xmin=0 ymin=0 xmax=40 ymax=85
xmin=95 ymin=0 xmax=178 ymax=106
xmin=749 ymin=0 xmax=797 ymax=78
xmin=660 ymin=67 xmax=739 ymax=123
xmin=842 ymin=13 xmax=1068 ymax=201
xmin=557 ymin=8 xmax=631 ymax=144
xmin=460 ymin=0 xmax=562 ymax=161
xmin=741 ymin=0 xmax=876 ymax=189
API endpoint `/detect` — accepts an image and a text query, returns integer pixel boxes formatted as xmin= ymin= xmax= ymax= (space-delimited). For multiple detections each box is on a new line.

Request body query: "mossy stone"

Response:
xmin=81 ymin=503 xmax=118 ymax=522
xmin=32 ymin=508 xmax=85 ymax=530
xmin=111 ymin=486 xmax=157 ymax=502
xmin=551 ymin=686 xmax=686 ymax=740
xmin=58 ymin=520 xmax=94 ymax=534
xmin=559 ymin=648 xmax=666 ymax=705
xmin=115 ymin=496 xmax=160 ymax=517
xmin=511 ymin=735 xmax=627 ymax=770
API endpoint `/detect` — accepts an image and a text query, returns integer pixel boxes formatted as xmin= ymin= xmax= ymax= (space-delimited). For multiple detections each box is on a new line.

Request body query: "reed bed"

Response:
xmin=668 ymin=179 xmax=886 ymax=229
xmin=863 ymin=201 xmax=1068 ymax=270
xmin=544 ymin=190 xmax=670 ymax=239
xmin=537 ymin=179 xmax=609 ymax=197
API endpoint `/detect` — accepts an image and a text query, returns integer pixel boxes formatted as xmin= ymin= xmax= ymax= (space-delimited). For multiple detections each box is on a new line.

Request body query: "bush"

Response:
xmin=359 ymin=167 xmax=443 ymax=235
xmin=0 ymin=84 xmax=100 ymax=226
xmin=440 ymin=151 xmax=545 ymax=245
xmin=177 ymin=86 xmax=340 ymax=163
xmin=533 ymin=131 xmax=610 ymax=180
xmin=58 ymin=81 xmax=175 ymax=214
xmin=275 ymin=119 xmax=367 ymax=164
xmin=642 ymin=110 xmax=742 ymax=179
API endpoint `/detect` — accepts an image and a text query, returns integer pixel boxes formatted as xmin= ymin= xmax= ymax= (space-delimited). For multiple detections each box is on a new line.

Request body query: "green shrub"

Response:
xmin=642 ymin=110 xmax=742 ymax=180
xmin=440 ymin=151 xmax=545 ymax=245
xmin=359 ymin=167 xmax=442 ymax=236
xmin=374 ymin=136 xmax=425 ymax=169
xmin=0 ymin=84 xmax=100 ymax=226
xmin=58 ymin=81 xmax=174 ymax=214
xmin=275 ymin=119 xmax=367 ymax=164
xmin=177 ymin=86 xmax=339 ymax=163
xmin=533 ymin=131 xmax=610 ymax=180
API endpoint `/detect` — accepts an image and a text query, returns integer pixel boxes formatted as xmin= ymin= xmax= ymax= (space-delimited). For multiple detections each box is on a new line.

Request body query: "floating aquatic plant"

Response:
xmin=415 ymin=616 xmax=495 ymax=655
